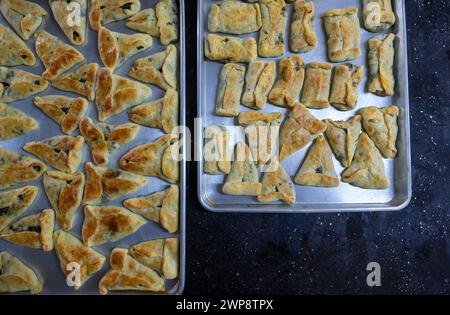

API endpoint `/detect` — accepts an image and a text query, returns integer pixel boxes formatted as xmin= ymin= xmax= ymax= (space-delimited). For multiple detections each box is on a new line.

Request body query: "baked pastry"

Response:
xmin=128 ymin=45 xmax=177 ymax=90
xmin=242 ymin=61 xmax=276 ymax=110
xmin=53 ymin=230 xmax=106 ymax=289
xmin=98 ymin=27 xmax=152 ymax=71
xmin=258 ymin=164 xmax=295 ymax=205
xmin=0 ymin=186 xmax=38 ymax=231
xmin=123 ymin=185 xmax=179 ymax=233
xmin=359 ymin=106 xmax=399 ymax=158
xmin=0 ymin=0 xmax=47 ymax=40
xmin=0 ymin=149 xmax=45 ymax=189
xmin=0 ymin=103 xmax=38 ymax=140
xmin=52 ymin=63 xmax=99 ymax=101
xmin=368 ymin=33 xmax=396 ymax=96
xmin=215 ymin=63 xmax=245 ymax=117
xmin=156 ymin=0 xmax=178 ymax=45
xmin=204 ymin=34 xmax=257 ymax=64
xmin=0 ymin=24 xmax=35 ymax=66
xmin=301 ymin=62 xmax=332 ymax=109
xmin=0 ymin=251 xmax=42 ymax=294
xmin=223 ymin=142 xmax=261 ymax=196
xmin=130 ymin=237 xmax=179 ymax=279
xmin=324 ymin=116 xmax=362 ymax=167
xmin=362 ymin=0 xmax=396 ymax=32
xmin=279 ymin=103 xmax=326 ymax=161
xmin=342 ymin=133 xmax=389 ymax=189
xmin=23 ymin=135 xmax=84 ymax=174
xmin=82 ymin=162 xmax=147 ymax=205
xmin=82 ymin=205 xmax=146 ymax=246
xmin=33 ymin=95 xmax=88 ymax=135
xmin=126 ymin=8 xmax=159 ymax=37
xmin=0 ymin=209 xmax=54 ymax=251
xmin=290 ymin=0 xmax=317 ymax=53
xmin=99 ymin=248 xmax=165 ymax=295
xmin=35 ymin=31 xmax=85 ymax=80
xmin=129 ymin=89 xmax=178 ymax=134
xmin=258 ymin=0 xmax=287 ymax=58
xmin=43 ymin=171 xmax=85 ymax=231
xmin=323 ymin=8 xmax=361 ymax=62
xmin=330 ymin=64 xmax=364 ymax=111
xmin=89 ymin=0 xmax=141 ymax=31
xmin=294 ymin=135 xmax=339 ymax=187
xmin=208 ymin=0 xmax=262 ymax=35
xmin=203 ymin=125 xmax=231 ymax=175
xmin=0 ymin=67 xmax=48 ymax=103
xmin=119 ymin=134 xmax=179 ymax=183
xmin=50 ymin=0 xmax=87 ymax=45
xmin=268 ymin=55 xmax=305 ymax=108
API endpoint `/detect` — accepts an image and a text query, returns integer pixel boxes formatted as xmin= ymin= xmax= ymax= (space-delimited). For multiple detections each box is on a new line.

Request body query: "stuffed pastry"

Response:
xmin=126 ymin=8 xmax=159 ymax=37
xmin=0 ymin=186 xmax=38 ymax=231
xmin=301 ymin=62 xmax=332 ymax=109
xmin=204 ymin=34 xmax=257 ymax=64
xmin=215 ymin=63 xmax=245 ymax=117
xmin=242 ymin=61 xmax=276 ymax=110
xmin=362 ymin=0 xmax=396 ymax=32
xmin=89 ymin=0 xmax=141 ymax=31
xmin=203 ymin=125 xmax=231 ymax=175
xmin=0 ymin=103 xmax=38 ymax=140
xmin=330 ymin=63 xmax=364 ymax=111
xmin=156 ymin=0 xmax=178 ymax=45
xmin=50 ymin=0 xmax=87 ymax=45
xmin=52 ymin=63 xmax=99 ymax=101
xmin=258 ymin=0 xmax=287 ymax=58
xmin=0 ymin=67 xmax=48 ymax=103
xmin=0 ymin=252 xmax=42 ymax=294
xmin=0 ymin=24 xmax=35 ymax=66
xmin=257 ymin=164 xmax=295 ymax=205
xmin=368 ymin=33 xmax=396 ymax=96
xmin=0 ymin=149 xmax=45 ymax=189
xmin=290 ymin=0 xmax=317 ymax=53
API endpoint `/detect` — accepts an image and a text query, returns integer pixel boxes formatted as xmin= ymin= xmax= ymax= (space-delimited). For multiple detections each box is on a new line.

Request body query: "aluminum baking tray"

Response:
xmin=197 ymin=0 xmax=411 ymax=212
xmin=0 ymin=0 xmax=186 ymax=294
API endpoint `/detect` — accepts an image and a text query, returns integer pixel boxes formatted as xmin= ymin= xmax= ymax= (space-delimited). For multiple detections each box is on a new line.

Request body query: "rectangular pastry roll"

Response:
xmin=204 ymin=125 xmax=231 ymax=175
xmin=363 ymin=0 xmax=396 ymax=32
xmin=268 ymin=55 xmax=305 ymax=108
xmin=290 ymin=0 xmax=317 ymax=53
xmin=216 ymin=63 xmax=246 ymax=117
xmin=204 ymin=34 xmax=257 ymax=63
xmin=208 ymin=1 xmax=262 ymax=35
xmin=323 ymin=8 xmax=361 ymax=62
xmin=258 ymin=0 xmax=288 ymax=58
xmin=301 ymin=62 xmax=332 ymax=109
xmin=241 ymin=61 xmax=276 ymax=110
xmin=368 ymin=33 xmax=395 ymax=96
xmin=330 ymin=63 xmax=364 ymax=111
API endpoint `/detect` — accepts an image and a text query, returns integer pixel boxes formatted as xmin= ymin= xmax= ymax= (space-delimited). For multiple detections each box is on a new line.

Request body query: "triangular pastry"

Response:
xmin=0 ymin=103 xmax=38 ymax=140
xmin=128 ymin=45 xmax=177 ymax=91
xmin=294 ymin=135 xmax=340 ymax=187
xmin=342 ymin=133 xmax=389 ymax=189
xmin=0 ymin=251 xmax=42 ymax=294
xmin=80 ymin=117 xmax=139 ymax=166
xmin=223 ymin=142 xmax=262 ymax=196
xmin=52 ymin=63 xmax=99 ymax=101
xmin=0 ymin=24 xmax=35 ymax=66
xmin=98 ymin=27 xmax=152 ymax=71
xmin=0 ymin=0 xmax=47 ymax=40
xmin=33 ymin=95 xmax=88 ymax=135
xmin=99 ymin=248 xmax=165 ymax=295
xmin=123 ymin=185 xmax=179 ymax=233
xmin=258 ymin=164 xmax=296 ymax=205
xmin=203 ymin=125 xmax=231 ymax=175
xmin=359 ymin=106 xmax=399 ymax=158
xmin=156 ymin=0 xmax=178 ymax=45
xmin=95 ymin=67 xmax=152 ymax=122
xmin=89 ymin=0 xmax=141 ymax=31
xmin=119 ymin=134 xmax=179 ymax=183
xmin=324 ymin=115 xmax=362 ymax=167
xmin=23 ymin=135 xmax=84 ymax=174
xmin=83 ymin=162 xmax=148 ymax=205
xmin=0 ymin=149 xmax=45 ymax=189
xmin=43 ymin=171 xmax=85 ymax=231
xmin=53 ymin=230 xmax=106 ymax=289
xmin=0 ymin=66 xmax=48 ymax=103
xmin=126 ymin=8 xmax=160 ymax=37
xmin=0 ymin=209 xmax=55 ymax=251
xmin=35 ymin=31 xmax=85 ymax=80
xmin=279 ymin=103 xmax=327 ymax=161
xmin=128 ymin=88 xmax=178 ymax=134
xmin=0 ymin=186 xmax=38 ymax=231
xmin=50 ymin=0 xmax=87 ymax=45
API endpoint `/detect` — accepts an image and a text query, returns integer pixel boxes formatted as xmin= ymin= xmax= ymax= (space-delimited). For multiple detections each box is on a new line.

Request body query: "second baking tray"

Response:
xmin=197 ymin=0 xmax=411 ymax=213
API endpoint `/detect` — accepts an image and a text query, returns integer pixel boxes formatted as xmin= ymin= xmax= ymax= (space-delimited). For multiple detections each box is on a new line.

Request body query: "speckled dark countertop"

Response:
xmin=184 ymin=0 xmax=450 ymax=294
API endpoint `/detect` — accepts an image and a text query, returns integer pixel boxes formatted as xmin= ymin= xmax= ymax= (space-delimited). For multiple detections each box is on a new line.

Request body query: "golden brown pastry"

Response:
xmin=0 ymin=24 xmax=35 ymax=66
xmin=0 ymin=186 xmax=38 ymax=231
xmin=203 ymin=125 xmax=231 ymax=175
xmin=156 ymin=0 xmax=178 ymax=45
xmin=0 ymin=251 xmax=42 ymax=294
xmin=89 ymin=0 xmax=141 ymax=31
xmin=215 ymin=63 xmax=245 ymax=117
xmin=123 ymin=185 xmax=179 ymax=233
xmin=79 ymin=117 xmax=140 ymax=166
xmin=368 ymin=33 xmax=396 ymax=96
xmin=43 ymin=171 xmax=85 ymax=231
xmin=0 ymin=103 xmax=38 ymax=140
xmin=204 ymin=34 xmax=257 ymax=64
xmin=290 ymin=0 xmax=317 ymax=53
xmin=301 ymin=62 xmax=332 ymax=109
xmin=257 ymin=164 xmax=295 ymax=205
xmin=0 ymin=149 xmax=45 ymax=189
xmin=294 ymin=135 xmax=339 ymax=187
xmin=0 ymin=67 xmax=48 ymax=103
xmin=208 ymin=1 xmax=262 ymax=35
xmin=82 ymin=162 xmax=147 ymax=205
xmin=242 ymin=61 xmax=276 ymax=110
xmin=52 ymin=63 xmax=99 ymax=101
xmin=362 ymin=0 xmax=396 ymax=32
xmin=330 ymin=63 xmax=364 ymax=111
xmin=258 ymin=0 xmax=287 ymax=58
xmin=33 ymin=95 xmax=88 ymax=135
xmin=126 ymin=8 xmax=160 ymax=37
xmin=23 ymin=135 xmax=84 ymax=174
xmin=50 ymin=0 xmax=87 ymax=45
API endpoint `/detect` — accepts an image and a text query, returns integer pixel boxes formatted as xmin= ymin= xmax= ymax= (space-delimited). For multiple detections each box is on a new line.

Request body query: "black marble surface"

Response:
xmin=184 ymin=0 xmax=450 ymax=294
